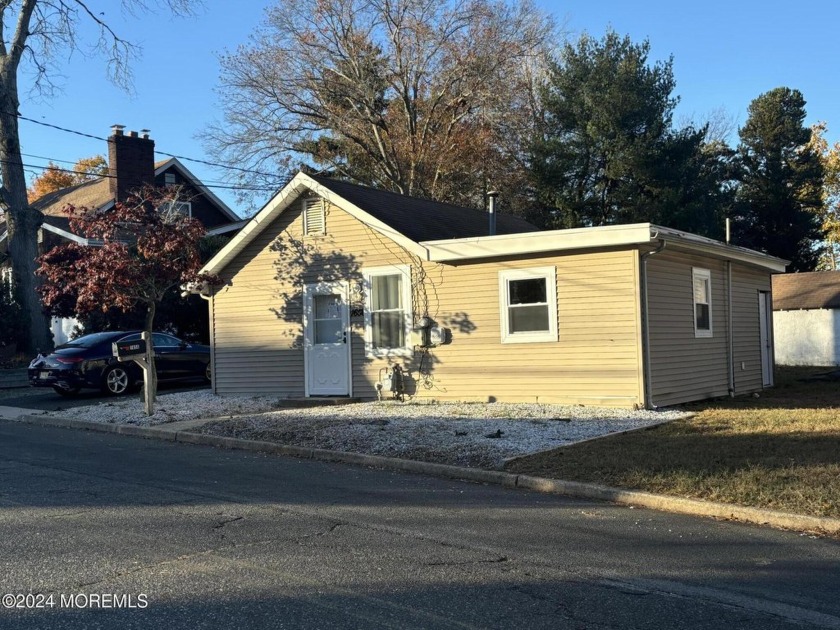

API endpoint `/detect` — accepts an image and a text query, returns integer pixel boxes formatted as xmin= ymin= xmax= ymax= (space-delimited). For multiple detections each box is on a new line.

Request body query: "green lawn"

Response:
xmin=505 ymin=367 xmax=840 ymax=519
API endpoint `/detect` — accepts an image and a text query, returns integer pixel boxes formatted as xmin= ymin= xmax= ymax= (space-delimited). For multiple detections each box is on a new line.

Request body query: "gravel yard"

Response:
xmin=33 ymin=391 xmax=689 ymax=468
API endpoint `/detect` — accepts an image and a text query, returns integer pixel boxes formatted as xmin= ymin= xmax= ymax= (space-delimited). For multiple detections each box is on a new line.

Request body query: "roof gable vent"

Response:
xmin=303 ymin=197 xmax=325 ymax=235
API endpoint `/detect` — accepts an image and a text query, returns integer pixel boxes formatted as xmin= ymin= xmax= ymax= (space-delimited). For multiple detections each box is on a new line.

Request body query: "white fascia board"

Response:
xmin=651 ymin=225 xmax=788 ymax=273
xmin=303 ymin=176 xmax=429 ymax=259
xmin=422 ymin=223 xmax=654 ymax=262
xmin=41 ymin=222 xmax=89 ymax=246
xmin=200 ymin=173 xmax=311 ymax=275
xmin=156 ymin=158 xmax=241 ymax=221
xmin=205 ymin=220 xmax=247 ymax=236
xmin=200 ymin=172 xmax=428 ymax=276
xmin=423 ymin=222 xmax=788 ymax=272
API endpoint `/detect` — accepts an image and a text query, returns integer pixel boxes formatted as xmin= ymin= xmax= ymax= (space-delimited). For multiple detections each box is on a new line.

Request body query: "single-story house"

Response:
xmin=196 ymin=172 xmax=786 ymax=408
xmin=772 ymin=271 xmax=840 ymax=366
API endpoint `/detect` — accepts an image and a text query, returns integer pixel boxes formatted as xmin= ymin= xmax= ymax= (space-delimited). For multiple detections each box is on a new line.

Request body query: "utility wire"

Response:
xmin=2 ymin=158 xmax=280 ymax=193
xmin=20 ymin=152 xmax=272 ymax=189
xmin=15 ymin=113 xmax=287 ymax=182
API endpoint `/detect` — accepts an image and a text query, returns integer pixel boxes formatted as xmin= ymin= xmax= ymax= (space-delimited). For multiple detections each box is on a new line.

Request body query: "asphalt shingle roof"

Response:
xmin=31 ymin=178 xmax=112 ymax=216
xmin=772 ymin=271 xmax=840 ymax=310
xmin=309 ymin=175 xmax=540 ymax=242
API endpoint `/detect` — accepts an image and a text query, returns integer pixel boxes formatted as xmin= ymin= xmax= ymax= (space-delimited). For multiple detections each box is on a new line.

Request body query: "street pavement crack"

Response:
xmin=212 ymin=515 xmax=244 ymax=529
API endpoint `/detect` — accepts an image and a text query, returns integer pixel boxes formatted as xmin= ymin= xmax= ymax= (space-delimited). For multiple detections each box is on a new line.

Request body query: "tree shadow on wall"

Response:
xmin=267 ymin=232 xmax=477 ymax=398
xmin=268 ymin=232 xmax=362 ymax=352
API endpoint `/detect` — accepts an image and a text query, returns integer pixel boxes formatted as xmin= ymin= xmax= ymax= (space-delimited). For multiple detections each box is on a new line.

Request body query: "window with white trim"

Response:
xmin=692 ymin=267 xmax=712 ymax=337
xmin=364 ymin=265 xmax=412 ymax=357
xmin=164 ymin=172 xmax=177 ymax=185
xmin=302 ymin=197 xmax=325 ymax=236
xmin=498 ymin=267 xmax=557 ymax=343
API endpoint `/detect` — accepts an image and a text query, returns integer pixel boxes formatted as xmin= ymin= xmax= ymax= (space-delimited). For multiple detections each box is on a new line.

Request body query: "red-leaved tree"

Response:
xmin=35 ymin=186 xmax=216 ymax=413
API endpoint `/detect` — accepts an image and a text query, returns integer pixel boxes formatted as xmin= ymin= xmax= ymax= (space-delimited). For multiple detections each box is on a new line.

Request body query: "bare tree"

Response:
xmin=207 ymin=0 xmax=556 ymax=210
xmin=0 ymin=0 xmax=197 ymax=354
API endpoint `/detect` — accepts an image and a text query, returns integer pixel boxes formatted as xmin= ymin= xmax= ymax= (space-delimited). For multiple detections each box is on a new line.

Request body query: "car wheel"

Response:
xmin=52 ymin=385 xmax=80 ymax=397
xmin=102 ymin=365 xmax=132 ymax=395
xmin=205 ymin=363 xmax=212 ymax=383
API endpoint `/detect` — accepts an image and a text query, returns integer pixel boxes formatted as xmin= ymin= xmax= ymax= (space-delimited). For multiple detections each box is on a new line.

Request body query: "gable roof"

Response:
xmin=201 ymin=172 xmax=539 ymax=275
xmin=30 ymin=157 xmax=239 ymax=222
xmin=154 ymin=158 xmax=240 ymax=222
xmin=201 ymin=172 xmax=788 ymax=279
xmin=306 ymin=175 xmax=538 ymax=242
xmin=32 ymin=178 xmax=113 ymax=216
xmin=773 ymin=271 xmax=840 ymax=310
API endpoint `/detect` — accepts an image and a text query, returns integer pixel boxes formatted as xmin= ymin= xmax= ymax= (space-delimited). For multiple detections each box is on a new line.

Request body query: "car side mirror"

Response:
xmin=179 ymin=341 xmax=188 ymax=350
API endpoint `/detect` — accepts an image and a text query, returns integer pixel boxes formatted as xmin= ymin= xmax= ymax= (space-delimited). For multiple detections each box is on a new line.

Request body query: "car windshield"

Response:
xmin=60 ymin=332 xmax=123 ymax=349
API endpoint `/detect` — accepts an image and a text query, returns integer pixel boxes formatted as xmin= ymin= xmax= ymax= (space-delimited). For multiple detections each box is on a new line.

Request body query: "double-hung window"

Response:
xmin=364 ymin=265 xmax=412 ymax=357
xmin=692 ymin=267 xmax=712 ymax=337
xmin=498 ymin=267 xmax=558 ymax=343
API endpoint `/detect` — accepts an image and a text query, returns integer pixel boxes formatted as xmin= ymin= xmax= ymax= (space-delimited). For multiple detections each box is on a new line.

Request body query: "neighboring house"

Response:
xmin=772 ymin=271 xmax=840 ymax=366
xmin=1 ymin=125 xmax=244 ymax=345
xmin=195 ymin=172 xmax=786 ymax=408
xmin=30 ymin=125 xmax=243 ymax=254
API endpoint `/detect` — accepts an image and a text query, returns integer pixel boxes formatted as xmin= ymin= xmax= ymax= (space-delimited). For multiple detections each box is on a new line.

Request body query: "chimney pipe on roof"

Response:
xmin=486 ymin=190 xmax=499 ymax=236
xmin=111 ymin=124 xmax=125 ymax=136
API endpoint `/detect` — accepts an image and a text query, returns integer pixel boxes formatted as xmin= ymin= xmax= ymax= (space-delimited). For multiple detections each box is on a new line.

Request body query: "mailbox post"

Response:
xmin=112 ymin=331 xmax=156 ymax=415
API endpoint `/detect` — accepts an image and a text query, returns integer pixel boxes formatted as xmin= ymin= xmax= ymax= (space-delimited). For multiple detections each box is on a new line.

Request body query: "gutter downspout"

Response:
xmin=640 ymin=236 xmax=666 ymax=409
xmin=183 ymin=281 xmax=217 ymax=394
xmin=726 ymin=261 xmax=735 ymax=397
xmin=725 ymin=218 xmax=735 ymax=397
xmin=196 ymin=290 xmax=217 ymax=395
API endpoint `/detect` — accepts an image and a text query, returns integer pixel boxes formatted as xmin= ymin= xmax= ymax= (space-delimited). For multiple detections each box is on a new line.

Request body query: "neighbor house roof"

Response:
xmin=200 ymin=172 xmax=789 ymax=280
xmin=772 ymin=271 xmax=840 ymax=310
xmin=31 ymin=158 xmax=239 ymax=223
xmin=32 ymin=178 xmax=113 ymax=216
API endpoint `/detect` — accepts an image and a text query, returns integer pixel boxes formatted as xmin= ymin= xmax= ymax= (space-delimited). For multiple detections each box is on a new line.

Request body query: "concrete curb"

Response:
xmin=10 ymin=413 xmax=840 ymax=536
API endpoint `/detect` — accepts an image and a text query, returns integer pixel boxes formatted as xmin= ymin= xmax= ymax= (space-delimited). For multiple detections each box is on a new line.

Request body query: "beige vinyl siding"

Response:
xmin=212 ymin=206 xmax=305 ymax=396
xmin=378 ymin=249 xmax=643 ymax=406
xmin=646 ymin=251 xmax=730 ymax=406
xmin=211 ymin=196 xmax=644 ymax=406
xmin=731 ymin=265 xmax=772 ymax=394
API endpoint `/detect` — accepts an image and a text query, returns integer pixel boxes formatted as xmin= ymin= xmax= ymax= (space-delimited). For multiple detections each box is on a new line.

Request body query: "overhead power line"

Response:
xmin=15 ymin=113 xmax=287 ymax=182
xmin=2 ymin=158 xmax=280 ymax=193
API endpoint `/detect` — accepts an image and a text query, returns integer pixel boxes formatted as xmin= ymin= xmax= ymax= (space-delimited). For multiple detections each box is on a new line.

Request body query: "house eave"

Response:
xmin=422 ymin=223 xmax=655 ymax=262
xmin=650 ymin=225 xmax=788 ymax=273
xmin=422 ymin=222 xmax=787 ymax=273
xmin=41 ymin=222 xmax=90 ymax=246
xmin=200 ymin=172 xmax=429 ymax=277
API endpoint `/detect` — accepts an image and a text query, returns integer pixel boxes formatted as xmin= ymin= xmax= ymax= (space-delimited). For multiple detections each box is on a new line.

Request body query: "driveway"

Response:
xmin=1 ymin=420 xmax=838 ymax=629
xmin=0 ymin=382 xmax=210 ymax=413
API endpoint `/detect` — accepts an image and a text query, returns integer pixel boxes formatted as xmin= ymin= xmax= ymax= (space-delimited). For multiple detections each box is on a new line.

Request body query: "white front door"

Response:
xmin=303 ymin=282 xmax=351 ymax=396
xmin=758 ymin=291 xmax=774 ymax=387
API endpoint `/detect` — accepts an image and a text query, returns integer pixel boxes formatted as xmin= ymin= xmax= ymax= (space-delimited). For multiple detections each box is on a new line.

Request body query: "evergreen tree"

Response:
xmin=733 ymin=87 xmax=824 ymax=271
xmin=529 ymin=31 xmax=726 ymax=231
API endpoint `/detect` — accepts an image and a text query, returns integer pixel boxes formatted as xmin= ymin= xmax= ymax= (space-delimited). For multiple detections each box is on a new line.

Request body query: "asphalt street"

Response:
xmin=1 ymin=420 xmax=839 ymax=629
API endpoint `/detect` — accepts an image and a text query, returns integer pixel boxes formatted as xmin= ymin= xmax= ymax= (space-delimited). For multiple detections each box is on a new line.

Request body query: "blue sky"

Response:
xmin=17 ymin=0 xmax=839 ymax=217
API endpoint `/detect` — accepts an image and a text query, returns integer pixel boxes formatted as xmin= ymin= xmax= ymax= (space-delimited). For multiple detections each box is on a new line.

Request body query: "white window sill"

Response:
xmin=501 ymin=333 xmax=557 ymax=344
xmin=366 ymin=347 xmax=414 ymax=359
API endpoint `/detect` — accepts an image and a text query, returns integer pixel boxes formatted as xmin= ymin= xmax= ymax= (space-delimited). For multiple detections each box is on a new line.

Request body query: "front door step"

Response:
xmin=280 ymin=397 xmax=361 ymax=408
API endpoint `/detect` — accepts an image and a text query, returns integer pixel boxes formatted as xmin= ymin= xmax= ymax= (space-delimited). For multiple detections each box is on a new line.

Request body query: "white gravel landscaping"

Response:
xmin=41 ymin=391 xmax=690 ymax=469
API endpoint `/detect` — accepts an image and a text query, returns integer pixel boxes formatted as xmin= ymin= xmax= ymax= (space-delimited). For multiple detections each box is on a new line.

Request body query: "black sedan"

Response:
xmin=28 ymin=331 xmax=211 ymax=396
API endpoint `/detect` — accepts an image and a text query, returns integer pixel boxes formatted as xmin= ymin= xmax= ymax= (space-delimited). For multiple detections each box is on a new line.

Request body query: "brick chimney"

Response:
xmin=108 ymin=125 xmax=155 ymax=202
